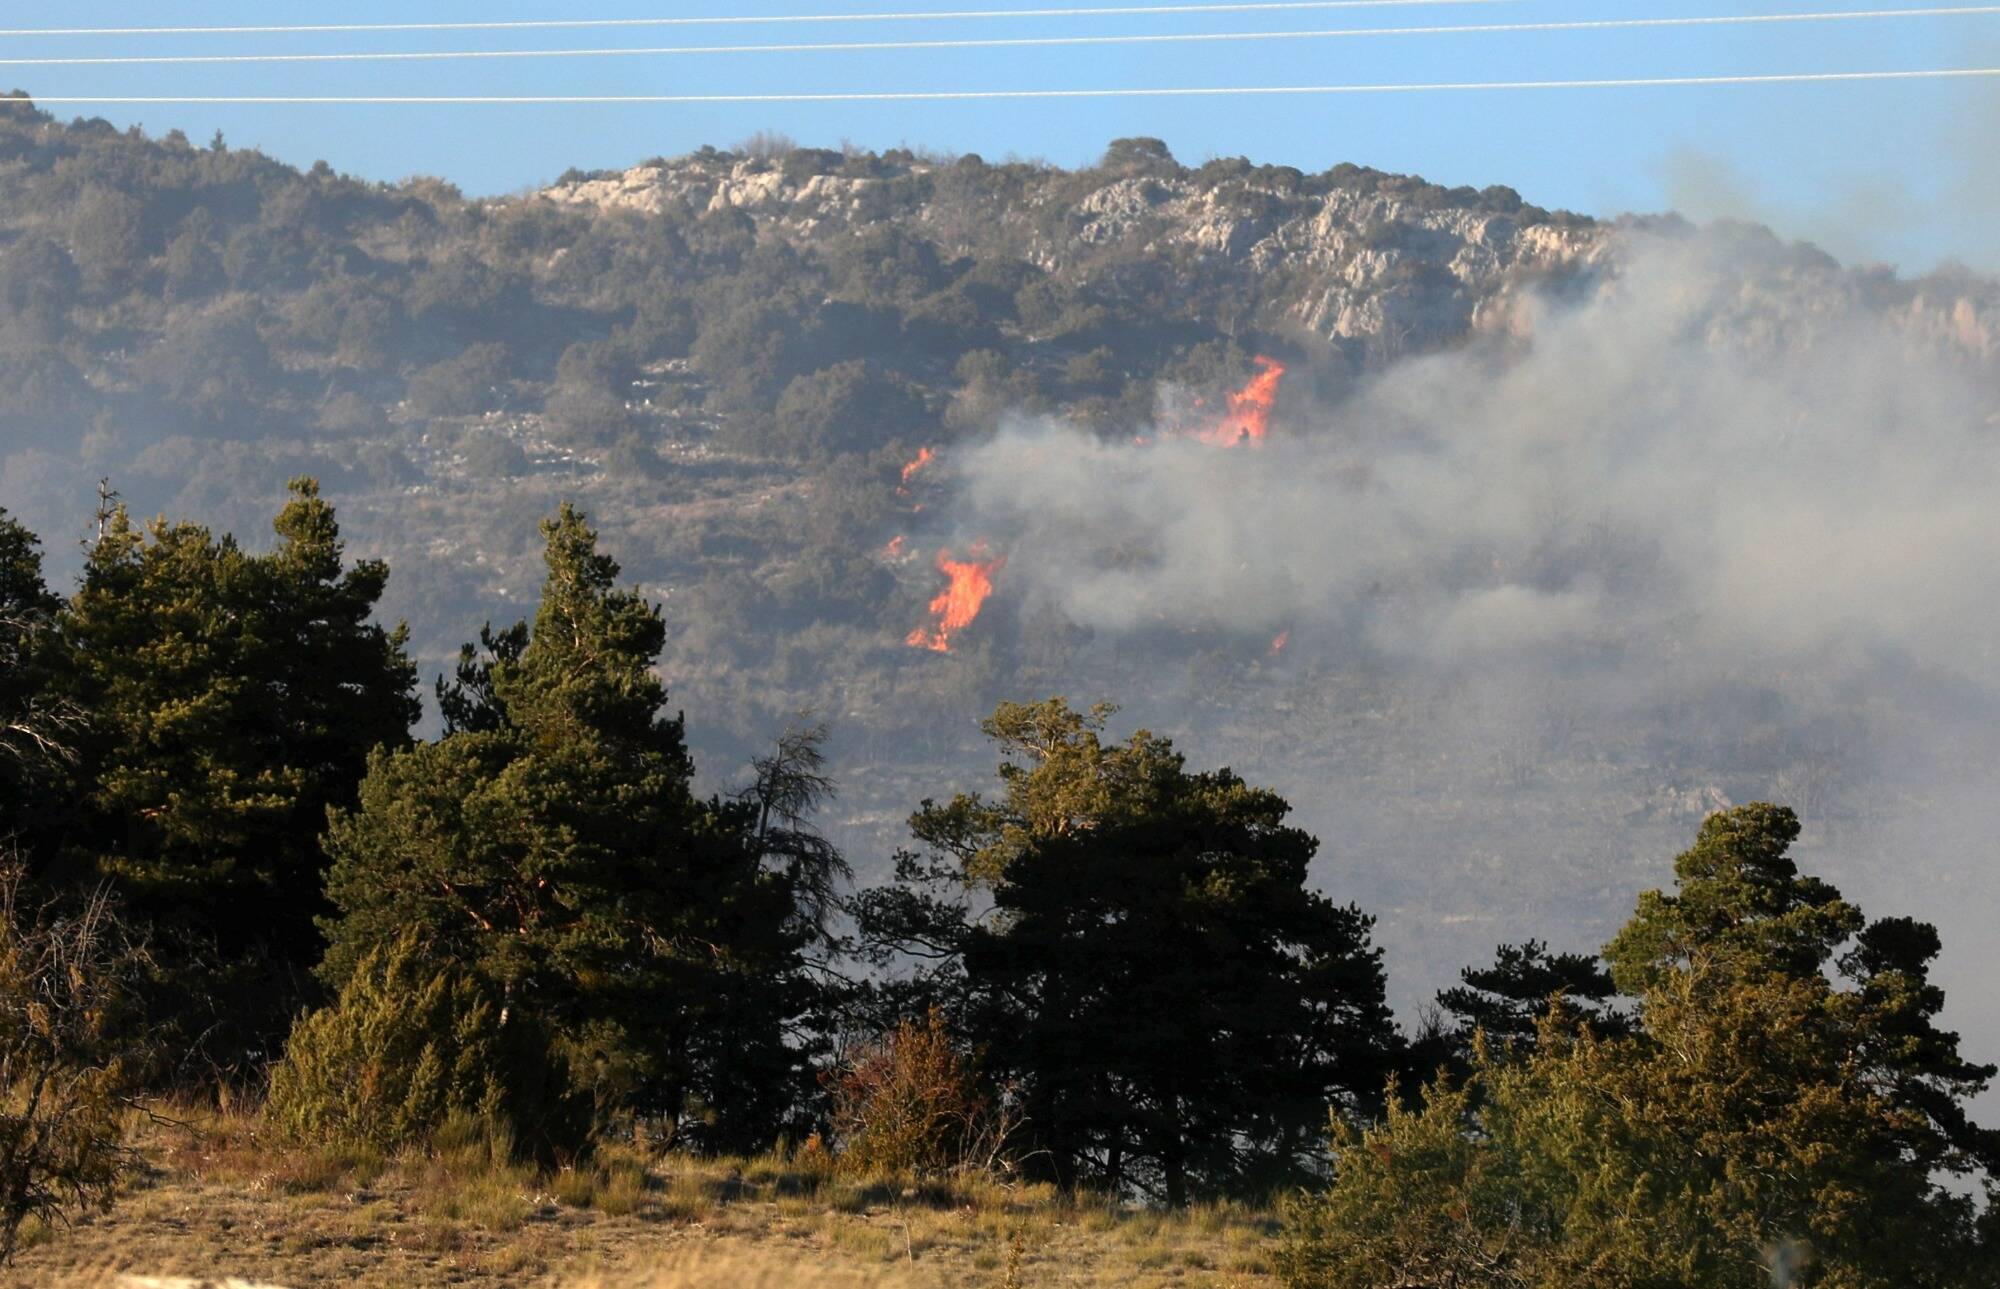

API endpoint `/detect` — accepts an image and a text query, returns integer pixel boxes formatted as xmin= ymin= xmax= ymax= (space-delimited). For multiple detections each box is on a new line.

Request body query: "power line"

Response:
xmin=2 ymin=7 xmax=1993 ymax=67
xmin=0 ymin=0 xmax=1518 ymax=39
xmin=10 ymin=67 xmax=1999 ymax=102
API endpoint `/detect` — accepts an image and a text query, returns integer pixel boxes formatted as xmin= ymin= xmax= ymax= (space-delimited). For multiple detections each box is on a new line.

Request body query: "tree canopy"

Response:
xmin=55 ymin=479 xmax=417 ymax=1069
xmin=320 ymin=504 xmax=824 ymax=1148
xmin=857 ymin=698 xmax=1399 ymax=1204
xmin=1280 ymin=803 xmax=2000 ymax=1289
xmin=0 ymin=507 xmax=73 ymax=821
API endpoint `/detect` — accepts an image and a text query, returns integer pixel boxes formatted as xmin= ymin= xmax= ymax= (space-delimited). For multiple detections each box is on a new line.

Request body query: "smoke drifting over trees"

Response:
xmin=946 ymin=228 xmax=2000 ymax=1089
xmin=1 ymin=106 xmax=1997 ymax=1118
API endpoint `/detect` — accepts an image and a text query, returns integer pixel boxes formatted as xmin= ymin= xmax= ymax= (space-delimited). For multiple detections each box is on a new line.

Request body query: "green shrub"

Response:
xmin=406 ymin=342 xmax=509 ymax=417
xmin=1278 ymin=807 xmax=2000 ymax=1289
xmin=266 ymin=937 xmax=593 ymax=1164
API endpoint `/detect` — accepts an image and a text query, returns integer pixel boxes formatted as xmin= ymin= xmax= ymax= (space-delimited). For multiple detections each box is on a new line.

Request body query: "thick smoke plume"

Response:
xmin=941 ymin=227 xmax=2000 ymax=1091
xmin=965 ymin=231 xmax=1999 ymax=680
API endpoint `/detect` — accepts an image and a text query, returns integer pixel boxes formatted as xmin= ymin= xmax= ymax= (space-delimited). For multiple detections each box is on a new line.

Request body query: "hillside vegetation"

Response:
xmin=7 ymin=97 xmax=2000 ymax=1006
xmin=2 ymin=483 xmax=1995 ymax=1287
xmin=4 ymin=95 xmax=2000 ymax=1287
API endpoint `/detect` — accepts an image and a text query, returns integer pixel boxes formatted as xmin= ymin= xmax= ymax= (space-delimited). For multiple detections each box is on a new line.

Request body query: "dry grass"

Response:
xmin=5 ymin=1106 xmax=1283 ymax=1288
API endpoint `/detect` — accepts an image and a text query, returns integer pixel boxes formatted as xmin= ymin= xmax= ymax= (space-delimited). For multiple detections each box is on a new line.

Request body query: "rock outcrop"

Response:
xmin=541 ymin=149 xmax=2000 ymax=377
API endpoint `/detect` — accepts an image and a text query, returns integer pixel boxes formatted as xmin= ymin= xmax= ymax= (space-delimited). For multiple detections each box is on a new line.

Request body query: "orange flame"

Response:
xmin=900 ymin=446 xmax=937 ymax=485
xmin=883 ymin=535 xmax=906 ymax=559
xmin=905 ymin=546 xmax=1005 ymax=653
xmin=1195 ymin=356 xmax=1286 ymax=446
xmin=1270 ymin=629 xmax=1290 ymax=656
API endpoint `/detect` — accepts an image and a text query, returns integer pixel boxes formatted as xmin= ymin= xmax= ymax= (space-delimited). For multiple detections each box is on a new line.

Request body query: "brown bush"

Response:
xmin=0 ymin=868 xmax=148 ymax=1263
xmin=828 ymin=1010 xmax=1001 ymax=1177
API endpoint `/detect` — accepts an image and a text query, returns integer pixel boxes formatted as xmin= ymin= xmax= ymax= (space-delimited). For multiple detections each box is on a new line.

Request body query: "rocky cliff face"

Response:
xmin=543 ymin=152 xmax=1610 ymax=355
xmin=542 ymin=149 xmax=2000 ymax=377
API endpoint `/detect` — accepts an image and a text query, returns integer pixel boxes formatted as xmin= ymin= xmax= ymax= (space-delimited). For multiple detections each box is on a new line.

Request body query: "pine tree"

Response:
xmin=1585 ymin=803 xmax=2000 ymax=1282
xmin=855 ymin=698 xmax=1398 ymax=1204
xmin=0 ymin=508 xmax=56 ymax=638
xmin=57 ymin=479 xmax=417 ymax=1071
xmin=0 ymin=509 xmax=77 ymax=834
xmin=1434 ymin=939 xmax=1629 ymax=1052
xmin=1280 ymin=804 xmax=2000 ymax=1288
xmin=320 ymin=505 xmax=822 ymax=1147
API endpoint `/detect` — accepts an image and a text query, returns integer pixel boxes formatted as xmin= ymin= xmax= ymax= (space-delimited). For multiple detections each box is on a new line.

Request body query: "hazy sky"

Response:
xmin=4 ymin=0 xmax=1996 ymax=270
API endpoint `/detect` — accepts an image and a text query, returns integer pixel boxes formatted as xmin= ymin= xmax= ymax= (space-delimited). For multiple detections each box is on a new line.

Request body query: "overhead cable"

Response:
xmin=3 ymin=7 xmax=1994 ymax=66
xmin=0 ymin=0 xmax=1521 ymax=39
xmin=10 ymin=66 xmax=2000 ymax=102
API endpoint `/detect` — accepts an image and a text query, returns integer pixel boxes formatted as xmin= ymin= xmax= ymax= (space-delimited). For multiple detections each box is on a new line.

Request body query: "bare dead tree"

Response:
xmin=0 ymin=608 xmax=85 ymax=781
xmin=0 ymin=861 xmax=150 ymax=1263
xmin=0 ymin=701 xmax=83 ymax=774
xmin=737 ymin=717 xmax=850 ymax=945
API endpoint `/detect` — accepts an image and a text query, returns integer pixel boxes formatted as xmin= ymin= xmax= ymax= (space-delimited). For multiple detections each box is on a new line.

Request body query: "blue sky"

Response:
xmin=4 ymin=0 xmax=1996 ymax=270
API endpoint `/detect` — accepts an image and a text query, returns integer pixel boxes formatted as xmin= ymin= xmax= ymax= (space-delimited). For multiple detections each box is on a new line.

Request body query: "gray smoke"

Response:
xmin=963 ymin=232 xmax=2000 ymax=680
xmin=942 ymin=226 xmax=2000 ymax=1100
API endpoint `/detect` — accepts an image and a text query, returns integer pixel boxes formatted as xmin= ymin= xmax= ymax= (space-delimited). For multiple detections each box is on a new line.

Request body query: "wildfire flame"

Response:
xmin=905 ymin=546 xmax=1005 ymax=653
xmin=882 ymin=535 xmax=906 ymax=559
xmin=900 ymin=446 xmax=937 ymax=486
xmin=1270 ymin=629 xmax=1290 ymax=656
xmin=1194 ymin=356 xmax=1286 ymax=446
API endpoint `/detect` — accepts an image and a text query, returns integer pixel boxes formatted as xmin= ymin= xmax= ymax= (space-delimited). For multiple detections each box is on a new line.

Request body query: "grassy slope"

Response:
xmin=8 ymin=1109 xmax=1281 ymax=1289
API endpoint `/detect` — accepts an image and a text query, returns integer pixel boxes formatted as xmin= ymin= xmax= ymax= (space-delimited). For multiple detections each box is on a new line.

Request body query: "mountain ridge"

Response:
xmin=4 ymin=105 xmax=2000 ymax=1027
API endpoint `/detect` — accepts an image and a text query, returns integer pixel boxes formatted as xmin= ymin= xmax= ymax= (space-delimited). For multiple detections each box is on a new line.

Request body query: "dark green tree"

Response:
xmin=58 ymin=479 xmax=418 ymax=1071
xmin=544 ymin=341 xmax=636 ymax=447
xmin=0 ymin=509 xmax=75 ymax=826
xmin=771 ymin=360 xmax=930 ymax=459
xmin=407 ymin=341 xmax=509 ymax=417
xmin=0 ymin=511 xmax=55 ymax=625
xmin=1280 ymin=804 xmax=2000 ymax=1288
xmin=0 ymin=237 xmax=78 ymax=348
xmin=135 ymin=299 xmax=279 ymax=434
xmin=855 ymin=698 xmax=1398 ymax=1205
xmin=320 ymin=505 xmax=830 ymax=1148
xmin=1435 ymin=939 xmax=1629 ymax=1052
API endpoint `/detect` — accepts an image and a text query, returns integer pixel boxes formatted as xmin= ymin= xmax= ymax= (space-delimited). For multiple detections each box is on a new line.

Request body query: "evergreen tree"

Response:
xmin=1589 ymin=804 xmax=2000 ymax=1279
xmin=320 ymin=505 xmax=824 ymax=1148
xmin=58 ymin=479 xmax=417 ymax=1071
xmin=1435 ymin=939 xmax=1629 ymax=1052
xmin=0 ymin=508 xmax=76 ymax=833
xmin=0 ymin=507 xmax=57 ymax=640
xmin=267 ymin=935 xmax=592 ymax=1164
xmin=1280 ymin=803 xmax=2000 ymax=1288
xmin=855 ymin=698 xmax=1398 ymax=1204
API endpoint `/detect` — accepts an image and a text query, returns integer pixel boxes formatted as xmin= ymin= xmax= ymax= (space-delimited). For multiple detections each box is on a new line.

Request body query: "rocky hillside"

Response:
xmin=6 ymin=107 xmax=2000 ymax=1020
xmin=542 ymin=139 xmax=2000 ymax=367
xmin=545 ymin=142 xmax=1609 ymax=357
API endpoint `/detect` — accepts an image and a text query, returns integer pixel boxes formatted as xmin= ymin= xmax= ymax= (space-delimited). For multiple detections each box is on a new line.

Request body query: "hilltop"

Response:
xmin=540 ymin=138 xmax=1609 ymax=355
xmin=3 ymin=97 xmax=2000 ymax=1007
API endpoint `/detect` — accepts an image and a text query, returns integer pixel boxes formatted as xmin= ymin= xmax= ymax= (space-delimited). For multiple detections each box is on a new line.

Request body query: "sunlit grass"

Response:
xmin=20 ymin=1104 xmax=1287 ymax=1288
